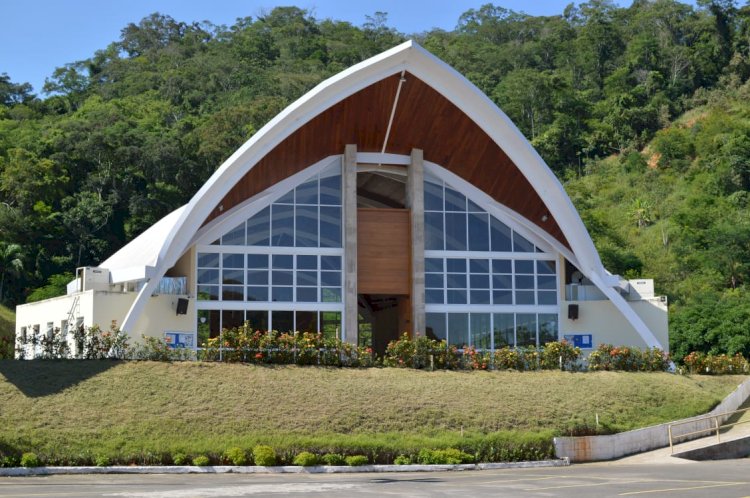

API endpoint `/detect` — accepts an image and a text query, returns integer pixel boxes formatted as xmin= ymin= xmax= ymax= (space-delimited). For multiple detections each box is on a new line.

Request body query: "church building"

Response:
xmin=16 ymin=41 xmax=668 ymax=355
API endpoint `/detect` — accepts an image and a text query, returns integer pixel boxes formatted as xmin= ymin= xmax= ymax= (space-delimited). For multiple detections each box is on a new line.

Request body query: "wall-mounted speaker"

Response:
xmin=176 ymin=298 xmax=189 ymax=315
xmin=568 ymin=304 xmax=579 ymax=320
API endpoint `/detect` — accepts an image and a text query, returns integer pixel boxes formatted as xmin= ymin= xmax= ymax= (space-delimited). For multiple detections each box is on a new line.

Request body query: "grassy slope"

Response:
xmin=0 ymin=361 xmax=744 ymax=459
xmin=0 ymin=304 xmax=14 ymax=341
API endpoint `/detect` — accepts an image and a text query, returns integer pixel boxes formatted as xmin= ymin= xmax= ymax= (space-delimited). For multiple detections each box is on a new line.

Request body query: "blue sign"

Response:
xmin=165 ymin=331 xmax=195 ymax=349
xmin=564 ymin=334 xmax=593 ymax=349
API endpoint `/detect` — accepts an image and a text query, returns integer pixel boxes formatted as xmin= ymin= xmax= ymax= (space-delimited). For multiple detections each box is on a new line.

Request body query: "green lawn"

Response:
xmin=0 ymin=360 xmax=745 ymax=464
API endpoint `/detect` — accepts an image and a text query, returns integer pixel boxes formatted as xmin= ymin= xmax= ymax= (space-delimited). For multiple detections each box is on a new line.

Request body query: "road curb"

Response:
xmin=0 ymin=458 xmax=569 ymax=476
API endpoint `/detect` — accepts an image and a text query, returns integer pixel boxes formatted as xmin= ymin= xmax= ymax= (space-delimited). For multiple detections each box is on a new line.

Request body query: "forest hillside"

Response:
xmin=1 ymin=1 xmax=750 ymax=360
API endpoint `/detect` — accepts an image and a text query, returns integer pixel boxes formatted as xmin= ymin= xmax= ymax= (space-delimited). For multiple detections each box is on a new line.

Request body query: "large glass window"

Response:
xmin=212 ymin=171 xmax=342 ymax=249
xmin=196 ymin=163 xmax=344 ymax=340
xmin=197 ymin=309 xmax=340 ymax=336
xmin=425 ymin=312 xmax=558 ymax=349
xmin=424 ymin=173 xmax=559 ymax=350
xmin=424 ymin=179 xmax=541 ymax=254
xmin=425 ymin=311 xmax=558 ymax=349
xmin=425 ymin=256 xmax=556 ymax=307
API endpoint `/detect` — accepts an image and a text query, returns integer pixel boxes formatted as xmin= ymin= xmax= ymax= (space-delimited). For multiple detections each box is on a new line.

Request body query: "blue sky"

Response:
xmin=2 ymin=0 xmax=690 ymax=95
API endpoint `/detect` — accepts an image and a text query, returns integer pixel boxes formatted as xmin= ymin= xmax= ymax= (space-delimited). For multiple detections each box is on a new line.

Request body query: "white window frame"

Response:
xmin=423 ymin=169 xmax=562 ymax=350
xmin=193 ymin=159 xmax=345 ymax=339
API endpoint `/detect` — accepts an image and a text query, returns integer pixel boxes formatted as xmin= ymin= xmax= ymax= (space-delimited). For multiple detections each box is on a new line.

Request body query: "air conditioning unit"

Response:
xmin=76 ymin=267 xmax=111 ymax=291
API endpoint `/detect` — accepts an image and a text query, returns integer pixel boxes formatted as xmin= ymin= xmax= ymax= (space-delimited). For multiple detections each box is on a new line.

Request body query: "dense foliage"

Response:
xmin=2 ymin=2 xmax=750 ymax=359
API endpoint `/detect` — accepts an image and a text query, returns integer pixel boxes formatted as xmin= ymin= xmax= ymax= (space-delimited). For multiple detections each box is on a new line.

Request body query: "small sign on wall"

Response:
xmin=165 ymin=331 xmax=195 ymax=349
xmin=564 ymin=334 xmax=593 ymax=349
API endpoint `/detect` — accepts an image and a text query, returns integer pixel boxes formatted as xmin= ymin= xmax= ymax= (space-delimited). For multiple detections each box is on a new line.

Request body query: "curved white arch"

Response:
xmin=118 ymin=41 xmax=662 ymax=349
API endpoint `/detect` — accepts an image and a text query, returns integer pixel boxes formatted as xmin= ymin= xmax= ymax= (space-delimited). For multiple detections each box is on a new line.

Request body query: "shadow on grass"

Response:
xmin=0 ymin=360 xmax=120 ymax=397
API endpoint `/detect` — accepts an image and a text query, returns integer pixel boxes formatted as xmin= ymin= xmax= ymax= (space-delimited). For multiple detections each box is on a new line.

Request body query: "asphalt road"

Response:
xmin=1 ymin=461 xmax=750 ymax=497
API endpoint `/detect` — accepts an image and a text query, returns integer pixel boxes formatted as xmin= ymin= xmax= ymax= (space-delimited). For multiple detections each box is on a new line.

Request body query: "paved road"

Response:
xmin=1 ymin=461 xmax=750 ymax=497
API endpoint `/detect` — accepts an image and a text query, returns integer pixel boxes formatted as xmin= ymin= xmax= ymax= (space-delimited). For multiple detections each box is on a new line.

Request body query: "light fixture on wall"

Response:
xmin=176 ymin=298 xmax=189 ymax=315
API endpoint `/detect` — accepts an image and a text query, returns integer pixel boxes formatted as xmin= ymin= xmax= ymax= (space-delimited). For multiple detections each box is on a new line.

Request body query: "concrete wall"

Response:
xmin=554 ymin=376 xmax=750 ymax=462
xmin=560 ymin=297 xmax=669 ymax=352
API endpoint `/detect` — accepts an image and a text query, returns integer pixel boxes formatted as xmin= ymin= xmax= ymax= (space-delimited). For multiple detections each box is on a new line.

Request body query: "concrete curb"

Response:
xmin=0 ymin=458 xmax=569 ymax=477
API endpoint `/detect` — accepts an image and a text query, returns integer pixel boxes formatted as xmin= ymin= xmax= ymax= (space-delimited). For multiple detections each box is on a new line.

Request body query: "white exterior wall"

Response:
xmin=15 ymin=289 xmax=195 ymax=356
xmin=91 ymin=292 xmax=195 ymax=340
xmin=16 ymin=291 xmax=94 ymax=333
xmin=560 ymin=297 xmax=669 ymax=351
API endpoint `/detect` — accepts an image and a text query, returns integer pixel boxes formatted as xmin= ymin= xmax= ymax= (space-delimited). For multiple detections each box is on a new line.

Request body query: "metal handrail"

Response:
xmin=668 ymin=406 xmax=750 ymax=454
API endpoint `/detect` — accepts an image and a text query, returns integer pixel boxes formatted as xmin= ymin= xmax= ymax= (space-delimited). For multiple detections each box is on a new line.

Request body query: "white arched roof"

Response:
xmin=115 ymin=40 xmax=662 ymax=348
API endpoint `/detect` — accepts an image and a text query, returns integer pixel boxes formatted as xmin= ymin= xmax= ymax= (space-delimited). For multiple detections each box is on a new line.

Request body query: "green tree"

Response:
xmin=0 ymin=243 xmax=23 ymax=303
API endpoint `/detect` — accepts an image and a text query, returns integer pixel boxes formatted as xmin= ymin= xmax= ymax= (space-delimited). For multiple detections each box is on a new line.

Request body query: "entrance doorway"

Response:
xmin=358 ymin=294 xmax=410 ymax=355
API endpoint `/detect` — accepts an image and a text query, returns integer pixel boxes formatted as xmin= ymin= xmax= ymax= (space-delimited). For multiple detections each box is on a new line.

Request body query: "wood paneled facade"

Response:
xmin=203 ymin=73 xmax=568 ymax=249
xmin=356 ymin=208 xmax=411 ymax=295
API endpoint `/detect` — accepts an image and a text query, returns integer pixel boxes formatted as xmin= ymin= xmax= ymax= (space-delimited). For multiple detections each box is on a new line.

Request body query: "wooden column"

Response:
xmin=343 ymin=144 xmax=358 ymax=344
xmin=407 ymin=148 xmax=426 ymax=336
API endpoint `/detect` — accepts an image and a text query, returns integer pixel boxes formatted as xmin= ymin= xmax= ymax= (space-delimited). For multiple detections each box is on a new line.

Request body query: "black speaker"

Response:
xmin=568 ymin=304 xmax=579 ymax=320
xmin=176 ymin=298 xmax=189 ymax=315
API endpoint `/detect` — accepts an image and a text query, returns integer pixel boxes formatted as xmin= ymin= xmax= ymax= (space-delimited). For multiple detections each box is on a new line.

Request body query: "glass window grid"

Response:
xmin=424 ymin=179 xmax=539 ymax=254
xmin=198 ymin=251 xmax=343 ymax=305
xmin=425 ymin=256 xmax=557 ymax=307
xmin=213 ymin=172 xmax=342 ymax=249
xmin=425 ymin=311 xmax=559 ymax=350
xmin=198 ymin=309 xmax=343 ymax=337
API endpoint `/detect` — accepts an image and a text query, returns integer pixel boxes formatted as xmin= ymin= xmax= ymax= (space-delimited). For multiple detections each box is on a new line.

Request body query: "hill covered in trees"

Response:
xmin=1 ymin=1 xmax=750 ymax=360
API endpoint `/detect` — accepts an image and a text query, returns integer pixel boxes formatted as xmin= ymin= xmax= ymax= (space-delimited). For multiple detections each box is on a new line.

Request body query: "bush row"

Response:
xmin=12 ymin=323 xmax=376 ymax=365
xmin=382 ymin=333 xmax=585 ymax=371
xmin=586 ymin=343 xmax=672 ymax=372
xmin=199 ymin=325 xmax=377 ymax=367
xmin=680 ymin=351 xmax=750 ymax=375
xmin=1 ymin=434 xmax=554 ymax=467
xmin=21 ymin=323 xmax=747 ymax=375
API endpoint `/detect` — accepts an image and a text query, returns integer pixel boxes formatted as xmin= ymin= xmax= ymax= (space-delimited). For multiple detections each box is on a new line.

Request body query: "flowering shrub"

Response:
xmin=383 ymin=333 xmax=416 ymax=368
xmin=493 ymin=347 xmax=523 ymax=370
xmin=641 ymin=346 xmax=673 ymax=372
xmin=587 ymin=344 xmax=670 ymax=372
xmin=681 ymin=352 xmax=749 ymax=375
xmin=200 ymin=325 xmax=378 ymax=367
xmin=540 ymin=340 xmax=582 ymax=371
xmin=130 ymin=335 xmax=194 ymax=361
xmin=383 ymin=333 xmax=461 ymax=369
xmin=13 ymin=322 xmax=131 ymax=360
xmin=462 ymin=346 xmax=492 ymax=370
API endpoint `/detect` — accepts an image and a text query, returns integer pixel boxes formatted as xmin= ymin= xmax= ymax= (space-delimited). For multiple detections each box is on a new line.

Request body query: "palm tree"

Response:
xmin=629 ymin=198 xmax=653 ymax=229
xmin=0 ymin=242 xmax=23 ymax=302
